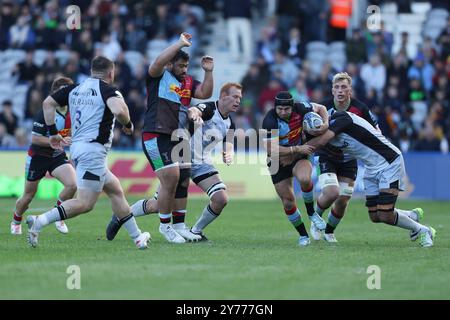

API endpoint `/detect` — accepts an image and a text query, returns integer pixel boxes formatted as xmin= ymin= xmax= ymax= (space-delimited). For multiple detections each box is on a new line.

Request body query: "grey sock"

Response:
xmin=121 ymin=214 xmax=141 ymax=239
xmin=395 ymin=212 xmax=422 ymax=233
xmin=34 ymin=207 xmax=61 ymax=231
xmin=395 ymin=208 xmax=418 ymax=221
xmin=130 ymin=199 xmax=147 ymax=217
xmin=192 ymin=205 xmax=219 ymax=234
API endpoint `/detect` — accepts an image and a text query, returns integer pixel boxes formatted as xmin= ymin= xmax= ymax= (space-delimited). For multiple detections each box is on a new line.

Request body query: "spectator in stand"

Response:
xmin=387 ymin=53 xmax=409 ymax=89
xmin=0 ymin=1 xmax=15 ymax=50
xmin=329 ymin=0 xmax=352 ymax=41
xmin=289 ymin=77 xmax=310 ymax=102
xmin=300 ymin=0 xmax=329 ymax=43
xmin=0 ymin=100 xmax=18 ymax=136
xmin=124 ymin=21 xmax=147 ymax=53
xmin=241 ymin=62 xmax=268 ymax=118
xmin=407 ymin=53 xmax=435 ymax=93
xmin=275 ymin=0 xmax=300 ymax=43
xmin=360 ymin=54 xmax=386 ymax=97
xmin=224 ymin=0 xmax=253 ymax=62
xmin=0 ymin=123 xmax=15 ymax=147
xmin=280 ymin=27 xmax=304 ymax=66
xmin=270 ymin=50 xmax=299 ymax=88
xmin=12 ymin=50 xmax=41 ymax=84
xmin=346 ymin=28 xmax=367 ymax=64
xmin=8 ymin=11 xmax=36 ymax=50
xmin=415 ymin=120 xmax=444 ymax=152
xmin=148 ymin=3 xmax=174 ymax=41
xmin=256 ymin=26 xmax=279 ymax=64
xmin=96 ymin=33 xmax=122 ymax=62
xmin=258 ymin=78 xmax=286 ymax=115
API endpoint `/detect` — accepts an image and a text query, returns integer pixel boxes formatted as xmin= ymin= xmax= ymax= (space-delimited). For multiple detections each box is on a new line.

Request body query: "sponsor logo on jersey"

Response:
xmin=59 ymin=128 xmax=71 ymax=137
xmin=170 ymin=84 xmax=192 ymax=98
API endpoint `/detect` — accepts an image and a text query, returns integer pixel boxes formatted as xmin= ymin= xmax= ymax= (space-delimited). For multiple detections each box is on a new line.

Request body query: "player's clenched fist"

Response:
xmin=201 ymin=55 xmax=214 ymax=72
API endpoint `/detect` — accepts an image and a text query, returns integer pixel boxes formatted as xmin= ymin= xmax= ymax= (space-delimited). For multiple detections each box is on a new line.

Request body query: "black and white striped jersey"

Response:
xmin=51 ymin=77 xmax=123 ymax=149
xmin=328 ymin=111 xmax=400 ymax=171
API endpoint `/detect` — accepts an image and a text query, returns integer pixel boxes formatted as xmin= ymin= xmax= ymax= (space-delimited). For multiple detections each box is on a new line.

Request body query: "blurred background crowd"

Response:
xmin=0 ymin=0 xmax=449 ymax=153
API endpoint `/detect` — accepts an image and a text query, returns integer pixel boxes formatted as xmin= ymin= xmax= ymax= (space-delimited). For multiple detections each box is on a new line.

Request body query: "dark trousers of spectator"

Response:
xmin=329 ymin=26 xmax=347 ymax=42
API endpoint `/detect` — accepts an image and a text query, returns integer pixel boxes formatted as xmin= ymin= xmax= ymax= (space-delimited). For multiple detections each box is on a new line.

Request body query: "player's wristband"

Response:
xmin=47 ymin=124 xmax=58 ymax=136
xmin=125 ymin=121 xmax=132 ymax=129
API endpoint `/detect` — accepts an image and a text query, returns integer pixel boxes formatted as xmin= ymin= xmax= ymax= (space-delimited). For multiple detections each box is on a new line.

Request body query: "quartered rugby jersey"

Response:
xmin=328 ymin=111 xmax=400 ymax=172
xmin=29 ymin=109 xmax=71 ymax=157
xmin=51 ymin=78 xmax=122 ymax=149
xmin=262 ymin=102 xmax=313 ymax=146
xmin=144 ymin=70 xmax=200 ymax=135
xmin=318 ymin=98 xmax=378 ymax=162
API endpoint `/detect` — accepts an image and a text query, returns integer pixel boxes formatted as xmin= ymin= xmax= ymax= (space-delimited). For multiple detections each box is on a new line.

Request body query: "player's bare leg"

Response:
xmin=191 ymin=174 xmax=228 ymax=240
xmin=11 ymin=180 xmax=39 ymax=235
xmin=51 ymin=163 xmax=77 ymax=234
xmin=103 ymin=171 xmax=150 ymax=249
xmin=293 ymin=160 xmax=326 ymax=233
xmin=156 ymin=166 xmax=185 ymax=243
xmin=366 ymin=189 xmax=435 ymax=247
xmin=274 ymin=178 xmax=310 ymax=246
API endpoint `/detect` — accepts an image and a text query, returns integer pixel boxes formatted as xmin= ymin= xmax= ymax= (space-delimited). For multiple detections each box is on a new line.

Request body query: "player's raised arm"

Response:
xmin=148 ymin=32 xmax=192 ymax=78
xmin=193 ymin=55 xmax=214 ymax=99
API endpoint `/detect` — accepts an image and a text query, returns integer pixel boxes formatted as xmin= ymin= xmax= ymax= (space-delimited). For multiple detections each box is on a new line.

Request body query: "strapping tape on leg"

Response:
xmin=319 ymin=173 xmax=339 ymax=189
xmin=206 ymin=182 xmax=227 ymax=198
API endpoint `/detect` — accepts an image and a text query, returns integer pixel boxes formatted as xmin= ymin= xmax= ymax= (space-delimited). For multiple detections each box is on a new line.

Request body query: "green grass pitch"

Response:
xmin=1 ymin=197 xmax=449 ymax=299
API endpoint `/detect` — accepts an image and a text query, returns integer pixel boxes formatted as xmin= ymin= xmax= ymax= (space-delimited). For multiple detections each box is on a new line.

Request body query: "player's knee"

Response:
xmin=78 ymin=200 xmax=95 ymax=213
xmin=334 ymin=196 xmax=349 ymax=212
xmin=323 ymin=185 xmax=340 ymax=202
xmin=368 ymin=210 xmax=380 ymax=223
xmin=281 ymin=196 xmax=296 ymax=209
xmin=64 ymin=183 xmax=77 ymax=197
xmin=377 ymin=209 xmax=395 ymax=224
xmin=298 ymin=177 xmax=312 ymax=189
xmin=211 ymin=191 xmax=228 ymax=210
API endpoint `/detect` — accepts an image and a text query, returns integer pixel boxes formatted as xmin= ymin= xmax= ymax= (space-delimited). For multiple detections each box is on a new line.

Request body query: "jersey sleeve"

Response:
xmin=195 ymin=102 xmax=216 ymax=121
xmin=328 ymin=111 xmax=353 ymax=135
xmin=357 ymin=100 xmax=378 ymax=127
xmin=100 ymin=81 xmax=124 ymax=103
xmin=50 ymin=84 xmax=76 ymax=106
xmin=31 ymin=112 xmax=47 ymax=136
xmin=223 ymin=117 xmax=236 ymax=143
xmin=262 ymin=111 xmax=279 ymax=140
xmin=295 ymin=101 xmax=314 ymax=115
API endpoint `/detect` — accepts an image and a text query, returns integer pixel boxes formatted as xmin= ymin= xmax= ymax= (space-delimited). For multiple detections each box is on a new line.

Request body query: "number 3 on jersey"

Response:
xmin=74 ymin=110 xmax=82 ymax=129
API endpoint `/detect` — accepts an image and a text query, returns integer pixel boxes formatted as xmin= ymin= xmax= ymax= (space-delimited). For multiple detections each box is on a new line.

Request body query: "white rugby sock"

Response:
xmin=34 ymin=207 xmax=61 ymax=231
xmin=395 ymin=208 xmax=418 ymax=221
xmin=192 ymin=205 xmax=219 ymax=234
xmin=395 ymin=212 xmax=422 ymax=233
xmin=130 ymin=199 xmax=148 ymax=217
xmin=121 ymin=214 xmax=141 ymax=240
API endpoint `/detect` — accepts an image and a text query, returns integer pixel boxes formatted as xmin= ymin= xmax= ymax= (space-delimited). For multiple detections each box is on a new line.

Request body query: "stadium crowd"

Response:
xmin=0 ymin=0 xmax=449 ymax=153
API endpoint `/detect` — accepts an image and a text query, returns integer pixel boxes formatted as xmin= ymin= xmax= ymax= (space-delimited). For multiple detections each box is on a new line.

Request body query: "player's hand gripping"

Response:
xmin=49 ymin=134 xmax=70 ymax=150
xmin=178 ymin=32 xmax=192 ymax=47
xmin=223 ymin=151 xmax=233 ymax=166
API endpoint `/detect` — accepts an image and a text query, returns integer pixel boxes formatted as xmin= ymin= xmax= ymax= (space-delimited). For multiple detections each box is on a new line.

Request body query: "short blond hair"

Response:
xmin=332 ymin=72 xmax=352 ymax=86
xmin=220 ymin=82 xmax=243 ymax=97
